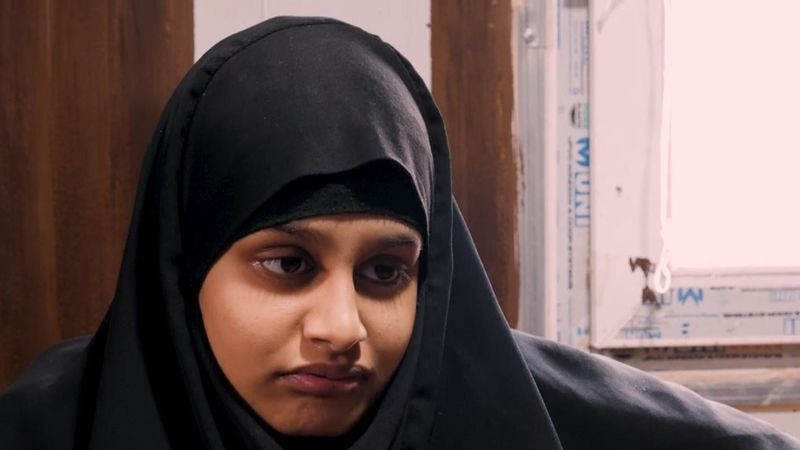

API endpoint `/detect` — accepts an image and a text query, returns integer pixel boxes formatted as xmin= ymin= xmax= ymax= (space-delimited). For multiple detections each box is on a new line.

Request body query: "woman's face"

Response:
xmin=199 ymin=214 xmax=422 ymax=436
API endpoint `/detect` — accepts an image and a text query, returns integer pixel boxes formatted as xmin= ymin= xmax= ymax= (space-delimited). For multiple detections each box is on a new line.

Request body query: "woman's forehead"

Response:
xmin=263 ymin=214 xmax=423 ymax=244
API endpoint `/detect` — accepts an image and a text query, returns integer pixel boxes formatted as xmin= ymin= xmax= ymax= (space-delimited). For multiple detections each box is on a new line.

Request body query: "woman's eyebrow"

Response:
xmin=268 ymin=222 xmax=323 ymax=242
xmin=267 ymin=223 xmax=422 ymax=250
xmin=377 ymin=234 xmax=423 ymax=251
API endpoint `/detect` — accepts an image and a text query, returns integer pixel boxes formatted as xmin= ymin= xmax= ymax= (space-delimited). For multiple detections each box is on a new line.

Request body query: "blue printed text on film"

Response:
xmin=573 ymin=136 xmax=590 ymax=227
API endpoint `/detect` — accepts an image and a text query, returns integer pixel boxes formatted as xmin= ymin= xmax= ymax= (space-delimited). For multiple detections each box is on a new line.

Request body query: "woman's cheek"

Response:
xmin=221 ymin=290 xmax=302 ymax=353
xmin=362 ymin=285 xmax=417 ymax=359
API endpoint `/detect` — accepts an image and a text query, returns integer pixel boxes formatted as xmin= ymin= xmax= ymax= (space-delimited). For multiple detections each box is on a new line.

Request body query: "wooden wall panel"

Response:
xmin=0 ymin=0 xmax=192 ymax=390
xmin=431 ymin=0 xmax=520 ymax=326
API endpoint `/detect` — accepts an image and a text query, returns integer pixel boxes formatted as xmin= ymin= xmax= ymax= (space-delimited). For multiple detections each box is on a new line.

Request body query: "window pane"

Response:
xmin=668 ymin=0 xmax=800 ymax=270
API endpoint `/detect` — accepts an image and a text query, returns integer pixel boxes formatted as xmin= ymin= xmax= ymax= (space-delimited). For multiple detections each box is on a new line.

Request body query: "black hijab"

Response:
xmin=0 ymin=16 xmax=562 ymax=450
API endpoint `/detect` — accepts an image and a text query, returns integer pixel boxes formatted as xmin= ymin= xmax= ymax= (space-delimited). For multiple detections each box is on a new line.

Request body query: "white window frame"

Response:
xmin=589 ymin=0 xmax=800 ymax=349
xmin=517 ymin=0 xmax=800 ymax=411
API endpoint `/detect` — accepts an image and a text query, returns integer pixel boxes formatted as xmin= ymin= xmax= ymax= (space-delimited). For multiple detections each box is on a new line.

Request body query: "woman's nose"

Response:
xmin=302 ymin=271 xmax=368 ymax=353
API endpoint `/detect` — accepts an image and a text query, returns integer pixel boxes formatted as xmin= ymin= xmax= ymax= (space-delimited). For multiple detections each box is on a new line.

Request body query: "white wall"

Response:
xmin=193 ymin=0 xmax=431 ymax=87
xmin=750 ymin=410 xmax=800 ymax=439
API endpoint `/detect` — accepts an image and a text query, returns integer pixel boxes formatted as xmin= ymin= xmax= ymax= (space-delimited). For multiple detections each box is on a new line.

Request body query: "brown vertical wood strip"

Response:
xmin=431 ymin=0 xmax=520 ymax=326
xmin=0 ymin=0 xmax=62 ymax=390
xmin=0 ymin=0 xmax=193 ymax=391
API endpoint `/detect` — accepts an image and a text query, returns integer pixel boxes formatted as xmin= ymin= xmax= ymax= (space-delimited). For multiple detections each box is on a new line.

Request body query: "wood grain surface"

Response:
xmin=432 ymin=0 xmax=520 ymax=326
xmin=0 ymin=0 xmax=192 ymax=390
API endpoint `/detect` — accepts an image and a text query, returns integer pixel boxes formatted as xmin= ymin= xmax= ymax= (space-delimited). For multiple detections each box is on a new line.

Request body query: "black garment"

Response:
xmin=1 ymin=16 xmax=798 ymax=450
xmin=233 ymin=163 xmax=428 ymax=252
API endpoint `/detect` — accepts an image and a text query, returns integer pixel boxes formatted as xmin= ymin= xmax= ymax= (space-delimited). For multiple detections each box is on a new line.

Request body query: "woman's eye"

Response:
xmin=359 ymin=262 xmax=407 ymax=284
xmin=259 ymin=256 xmax=312 ymax=276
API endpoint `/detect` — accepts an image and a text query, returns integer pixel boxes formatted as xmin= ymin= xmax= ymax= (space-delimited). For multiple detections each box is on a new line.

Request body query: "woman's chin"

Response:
xmin=259 ymin=402 xmax=366 ymax=437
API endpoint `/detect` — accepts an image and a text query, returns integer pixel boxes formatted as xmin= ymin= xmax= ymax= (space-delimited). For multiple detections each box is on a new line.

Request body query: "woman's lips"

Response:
xmin=281 ymin=364 xmax=367 ymax=396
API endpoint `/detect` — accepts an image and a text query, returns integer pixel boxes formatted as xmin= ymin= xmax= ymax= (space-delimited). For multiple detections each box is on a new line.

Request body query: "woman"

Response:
xmin=1 ymin=16 xmax=798 ymax=450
